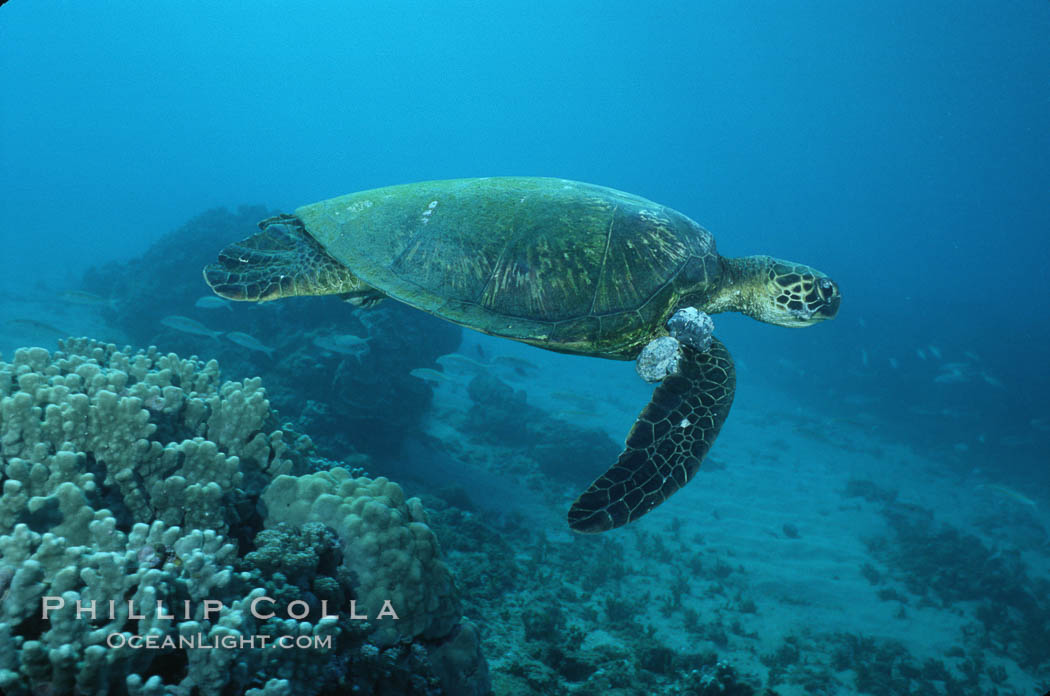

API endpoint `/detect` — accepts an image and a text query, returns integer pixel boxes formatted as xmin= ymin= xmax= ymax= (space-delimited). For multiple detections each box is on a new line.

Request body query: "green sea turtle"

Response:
xmin=203 ymin=177 xmax=840 ymax=533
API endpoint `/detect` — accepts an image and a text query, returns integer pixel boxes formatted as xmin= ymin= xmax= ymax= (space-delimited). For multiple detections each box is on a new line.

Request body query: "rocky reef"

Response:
xmin=462 ymin=372 xmax=621 ymax=489
xmin=0 ymin=339 xmax=489 ymax=695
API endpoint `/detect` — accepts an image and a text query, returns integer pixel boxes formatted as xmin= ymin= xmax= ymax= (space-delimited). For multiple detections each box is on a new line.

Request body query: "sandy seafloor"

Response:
xmin=1 ymin=290 xmax=1046 ymax=696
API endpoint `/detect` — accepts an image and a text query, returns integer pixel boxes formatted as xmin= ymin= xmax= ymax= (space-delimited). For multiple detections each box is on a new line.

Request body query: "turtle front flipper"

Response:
xmin=568 ymin=338 xmax=735 ymax=533
xmin=203 ymin=214 xmax=377 ymax=302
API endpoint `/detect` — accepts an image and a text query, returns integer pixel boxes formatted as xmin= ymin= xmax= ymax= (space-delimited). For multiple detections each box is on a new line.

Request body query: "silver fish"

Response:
xmin=436 ymin=352 xmax=489 ymax=372
xmin=980 ymin=372 xmax=1005 ymax=389
xmin=410 ymin=367 xmax=451 ymax=383
xmin=60 ymin=290 xmax=112 ymax=307
xmin=980 ymin=484 xmax=1037 ymax=508
xmin=160 ymin=315 xmax=222 ymax=339
xmin=492 ymin=355 xmax=538 ymax=372
xmin=313 ymin=334 xmax=370 ymax=355
xmin=552 ymin=409 xmax=601 ymax=421
xmin=928 ymin=345 xmax=942 ymax=360
xmin=939 ymin=361 xmax=971 ymax=372
xmin=195 ymin=296 xmax=233 ymax=311
xmin=226 ymin=331 xmax=274 ymax=357
xmin=551 ymin=391 xmax=597 ymax=409
xmin=7 ymin=318 xmax=67 ymax=335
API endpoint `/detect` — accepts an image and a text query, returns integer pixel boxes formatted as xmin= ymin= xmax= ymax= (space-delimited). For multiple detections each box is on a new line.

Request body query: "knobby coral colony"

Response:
xmin=0 ymin=339 xmax=489 ymax=696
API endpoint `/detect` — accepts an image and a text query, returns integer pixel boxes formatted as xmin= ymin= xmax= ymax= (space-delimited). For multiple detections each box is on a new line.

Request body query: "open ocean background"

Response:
xmin=1 ymin=2 xmax=1048 ymax=695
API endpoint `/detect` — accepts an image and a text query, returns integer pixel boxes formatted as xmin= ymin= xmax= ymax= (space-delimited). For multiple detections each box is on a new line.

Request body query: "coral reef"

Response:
xmin=0 ymin=339 xmax=489 ymax=695
xmin=260 ymin=469 xmax=461 ymax=647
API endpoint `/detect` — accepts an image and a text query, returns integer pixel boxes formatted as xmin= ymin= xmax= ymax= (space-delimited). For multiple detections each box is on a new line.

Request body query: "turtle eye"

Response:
xmin=816 ymin=278 xmax=841 ymax=318
xmin=817 ymin=277 xmax=837 ymax=298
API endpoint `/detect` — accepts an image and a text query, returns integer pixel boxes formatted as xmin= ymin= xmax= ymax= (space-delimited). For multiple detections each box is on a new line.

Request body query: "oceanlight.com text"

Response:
xmin=106 ymin=632 xmax=333 ymax=650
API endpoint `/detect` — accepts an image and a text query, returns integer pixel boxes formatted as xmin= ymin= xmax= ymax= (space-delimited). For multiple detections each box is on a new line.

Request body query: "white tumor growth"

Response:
xmin=421 ymin=200 xmax=438 ymax=224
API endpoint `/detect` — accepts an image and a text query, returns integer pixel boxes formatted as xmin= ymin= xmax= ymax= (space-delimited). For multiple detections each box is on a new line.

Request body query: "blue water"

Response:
xmin=1 ymin=1 xmax=1048 ymax=693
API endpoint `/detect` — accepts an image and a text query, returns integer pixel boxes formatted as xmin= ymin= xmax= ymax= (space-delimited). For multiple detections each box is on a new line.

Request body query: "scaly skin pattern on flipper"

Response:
xmin=203 ymin=215 xmax=371 ymax=302
xmin=568 ymin=338 xmax=736 ymax=533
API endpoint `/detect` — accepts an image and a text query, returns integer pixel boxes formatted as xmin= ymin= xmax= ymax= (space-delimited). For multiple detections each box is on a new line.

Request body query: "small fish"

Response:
xmin=980 ymin=372 xmax=1005 ymax=389
xmin=195 ymin=296 xmax=233 ymax=311
xmin=356 ymin=312 xmax=380 ymax=328
xmin=861 ymin=349 xmax=869 ymax=368
xmin=410 ymin=367 xmax=451 ymax=384
xmin=928 ymin=345 xmax=942 ymax=360
xmin=436 ymin=353 xmax=488 ymax=372
xmin=492 ymin=355 xmax=538 ymax=373
xmin=552 ymin=409 xmax=600 ymax=419
xmin=981 ymin=484 xmax=1037 ymax=509
xmin=6 ymin=318 xmax=67 ymax=335
xmin=940 ymin=361 xmax=970 ymax=372
xmin=551 ymin=391 xmax=597 ymax=409
xmin=313 ymin=334 xmax=370 ymax=355
xmin=160 ymin=315 xmax=222 ymax=339
xmin=226 ymin=331 xmax=274 ymax=357
xmin=59 ymin=290 xmax=111 ymax=307
xmin=916 ymin=348 xmax=927 ymax=361
xmin=888 ymin=357 xmax=898 ymax=369
xmin=1030 ymin=417 xmax=1050 ymax=433
xmin=964 ymin=351 xmax=980 ymax=362
xmin=934 ymin=372 xmax=967 ymax=384
xmin=857 ymin=317 xmax=867 ymax=328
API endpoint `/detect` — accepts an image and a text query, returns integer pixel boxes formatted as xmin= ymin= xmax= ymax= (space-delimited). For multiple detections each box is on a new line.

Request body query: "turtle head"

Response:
xmin=707 ymin=255 xmax=840 ymax=327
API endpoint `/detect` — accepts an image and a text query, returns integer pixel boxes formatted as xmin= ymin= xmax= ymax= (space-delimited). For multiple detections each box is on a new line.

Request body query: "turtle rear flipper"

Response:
xmin=203 ymin=214 xmax=372 ymax=302
xmin=568 ymin=338 xmax=735 ymax=533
